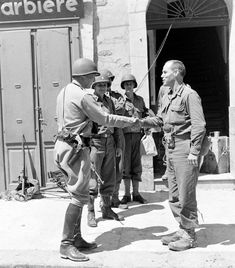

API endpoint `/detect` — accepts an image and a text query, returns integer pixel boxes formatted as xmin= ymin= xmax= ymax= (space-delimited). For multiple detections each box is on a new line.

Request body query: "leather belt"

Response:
xmin=56 ymin=136 xmax=90 ymax=147
xmin=92 ymin=133 xmax=113 ymax=138
xmin=174 ymin=133 xmax=190 ymax=140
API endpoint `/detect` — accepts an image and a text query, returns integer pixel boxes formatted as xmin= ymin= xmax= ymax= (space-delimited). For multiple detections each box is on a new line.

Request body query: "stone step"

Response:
xmin=154 ymin=173 xmax=235 ymax=191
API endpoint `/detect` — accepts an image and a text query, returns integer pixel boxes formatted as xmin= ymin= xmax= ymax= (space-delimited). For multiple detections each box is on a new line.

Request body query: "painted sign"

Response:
xmin=0 ymin=0 xmax=84 ymax=22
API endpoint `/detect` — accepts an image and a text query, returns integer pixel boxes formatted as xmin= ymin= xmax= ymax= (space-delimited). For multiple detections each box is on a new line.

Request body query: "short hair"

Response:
xmin=167 ymin=60 xmax=186 ymax=78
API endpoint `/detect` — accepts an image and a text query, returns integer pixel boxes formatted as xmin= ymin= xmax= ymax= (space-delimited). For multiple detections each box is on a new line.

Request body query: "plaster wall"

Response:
xmin=96 ymin=0 xmax=150 ymax=106
xmin=96 ymin=0 xmax=131 ymax=93
xmin=80 ymin=0 xmax=95 ymax=60
xmin=227 ymin=0 xmax=235 ymax=176
xmin=127 ymin=0 xmax=150 ymax=107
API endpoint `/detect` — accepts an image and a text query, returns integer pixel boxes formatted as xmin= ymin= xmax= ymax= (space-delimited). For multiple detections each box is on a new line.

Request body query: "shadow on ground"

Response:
xmin=91 ymin=224 xmax=235 ymax=253
xmin=197 ymin=224 xmax=235 ymax=247
xmin=92 ymin=225 xmax=168 ymax=252
xmin=97 ymin=203 xmax=165 ymax=224
xmin=138 ymin=191 xmax=169 ymax=203
xmin=150 ymin=223 xmax=235 ymax=249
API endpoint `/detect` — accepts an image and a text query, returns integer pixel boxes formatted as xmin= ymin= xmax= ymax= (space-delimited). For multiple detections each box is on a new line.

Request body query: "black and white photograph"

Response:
xmin=0 ymin=0 xmax=234 ymax=267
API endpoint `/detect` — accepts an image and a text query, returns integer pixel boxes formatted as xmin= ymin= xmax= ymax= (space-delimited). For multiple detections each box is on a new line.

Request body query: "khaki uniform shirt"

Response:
xmin=56 ymin=80 xmax=139 ymax=137
xmin=92 ymin=94 xmax=122 ymax=148
xmin=142 ymin=83 xmax=206 ymax=155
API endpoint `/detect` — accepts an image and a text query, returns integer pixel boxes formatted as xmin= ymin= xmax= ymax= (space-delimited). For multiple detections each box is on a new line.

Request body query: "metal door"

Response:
xmin=0 ymin=30 xmax=38 ymax=188
xmin=35 ymin=28 xmax=71 ymax=185
xmin=0 ymin=28 xmax=71 ymax=189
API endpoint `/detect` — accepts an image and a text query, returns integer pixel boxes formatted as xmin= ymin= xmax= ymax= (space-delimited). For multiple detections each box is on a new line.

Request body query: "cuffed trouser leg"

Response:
xmin=167 ymin=139 xmax=199 ymax=229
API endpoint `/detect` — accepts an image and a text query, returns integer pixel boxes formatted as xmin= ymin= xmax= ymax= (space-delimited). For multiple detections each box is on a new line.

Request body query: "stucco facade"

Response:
xmin=96 ymin=0 xmax=235 ymax=178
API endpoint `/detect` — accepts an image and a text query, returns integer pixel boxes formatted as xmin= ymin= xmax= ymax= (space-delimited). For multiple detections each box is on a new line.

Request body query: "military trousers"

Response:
xmin=54 ymin=140 xmax=90 ymax=207
xmin=89 ymin=135 xmax=116 ymax=196
xmin=167 ymin=137 xmax=199 ymax=229
xmin=123 ymin=132 xmax=142 ymax=181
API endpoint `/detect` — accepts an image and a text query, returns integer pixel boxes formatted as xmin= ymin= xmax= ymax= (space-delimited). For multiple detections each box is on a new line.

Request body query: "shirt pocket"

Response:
xmin=169 ymin=104 xmax=186 ymax=124
xmin=124 ymin=102 xmax=134 ymax=116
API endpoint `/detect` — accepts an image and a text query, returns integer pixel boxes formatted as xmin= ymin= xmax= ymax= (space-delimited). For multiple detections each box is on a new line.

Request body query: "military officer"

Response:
xmin=54 ymin=58 xmax=141 ymax=262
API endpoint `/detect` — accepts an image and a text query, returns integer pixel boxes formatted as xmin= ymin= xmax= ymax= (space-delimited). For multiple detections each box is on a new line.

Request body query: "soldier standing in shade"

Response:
xmin=141 ymin=60 xmax=206 ymax=251
xmin=119 ymin=74 xmax=148 ymax=205
xmin=54 ymin=58 xmax=141 ymax=262
xmin=87 ymin=73 xmax=125 ymax=228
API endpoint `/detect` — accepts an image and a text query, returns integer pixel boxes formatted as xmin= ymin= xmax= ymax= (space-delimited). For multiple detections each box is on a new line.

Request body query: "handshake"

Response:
xmin=131 ymin=116 xmax=162 ymax=129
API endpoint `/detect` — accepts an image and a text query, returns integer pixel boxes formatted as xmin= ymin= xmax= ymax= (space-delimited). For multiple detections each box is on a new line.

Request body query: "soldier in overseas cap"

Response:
xmin=54 ymin=58 xmax=140 ymax=262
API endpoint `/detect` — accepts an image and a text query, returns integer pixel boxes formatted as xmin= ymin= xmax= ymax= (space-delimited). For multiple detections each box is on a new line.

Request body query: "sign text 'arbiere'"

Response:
xmin=0 ymin=0 xmax=84 ymax=22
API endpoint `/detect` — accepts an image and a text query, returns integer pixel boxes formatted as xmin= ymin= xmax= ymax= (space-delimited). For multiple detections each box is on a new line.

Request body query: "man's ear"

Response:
xmin=174 ymin=69 xmax=179 ymax=77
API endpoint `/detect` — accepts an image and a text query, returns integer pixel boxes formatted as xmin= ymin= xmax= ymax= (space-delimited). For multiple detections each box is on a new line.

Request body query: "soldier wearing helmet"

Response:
xmin=87 ymin=73 xmax=125 ymax=228
xmin=54 ymin=58 xmax=141 ymax=262
xmin=119 ymin=73 xmax=149 ymax=205
xmin=99 ymin=69 xmax=128 ymax=210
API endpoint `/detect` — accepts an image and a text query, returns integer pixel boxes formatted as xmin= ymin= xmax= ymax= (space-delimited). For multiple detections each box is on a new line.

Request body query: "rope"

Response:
xmin=134 ymin=24 xmax=173 ymax=93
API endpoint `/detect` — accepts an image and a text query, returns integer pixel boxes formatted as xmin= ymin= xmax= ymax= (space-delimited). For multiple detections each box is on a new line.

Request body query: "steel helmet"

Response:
xmin=72 ymin=58 xmax=100 ymax=76
xmin=100 ymin=69 xmax=115 ymax=81
xmin=120 ymin=74 xmax=137 ymax=89
xmin=91 ymin=74 xmax=111 ymax=89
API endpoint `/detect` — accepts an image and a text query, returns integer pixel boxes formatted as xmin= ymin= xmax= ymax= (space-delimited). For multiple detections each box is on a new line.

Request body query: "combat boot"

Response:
xmin=101 ymin=195 xmax=124 ymax=221
xmin=87 ymin=195 xmax=97 ymax=227
xmin=132 ymin=193 xmax=147 ymax=204
xmin=120 ymin=195 xmax=131 ymax=204
xmin=111 ymin=196 xmax=128 ymax=209
xmin=60 ymin=203 xmax=89 ymax=262
xmin=161 ymin=229 xmax=185 ymax=245
xmin=168 ymin=229 xmax=197 ymax=251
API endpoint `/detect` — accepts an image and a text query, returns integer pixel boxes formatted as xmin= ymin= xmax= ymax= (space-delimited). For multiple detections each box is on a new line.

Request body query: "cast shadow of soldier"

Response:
xmin=87 ymin=191 xmax=169 ymax=252
xmin=91 ymin=223 xmax=235 ymax=253
xmin=98 ymin=191 xmax=168 ymax=221
xmin=86 ymin=190 xmax=235 ymax=253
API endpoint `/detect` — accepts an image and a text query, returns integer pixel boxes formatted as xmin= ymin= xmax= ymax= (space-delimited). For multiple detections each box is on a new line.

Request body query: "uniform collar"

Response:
xmin=94 ymin=92 xmax=108 ymax=102
xmin=72 ymin=79 xmax=83 ymax=89
xmin=176 ymin=83 xmax=185 ymax=96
